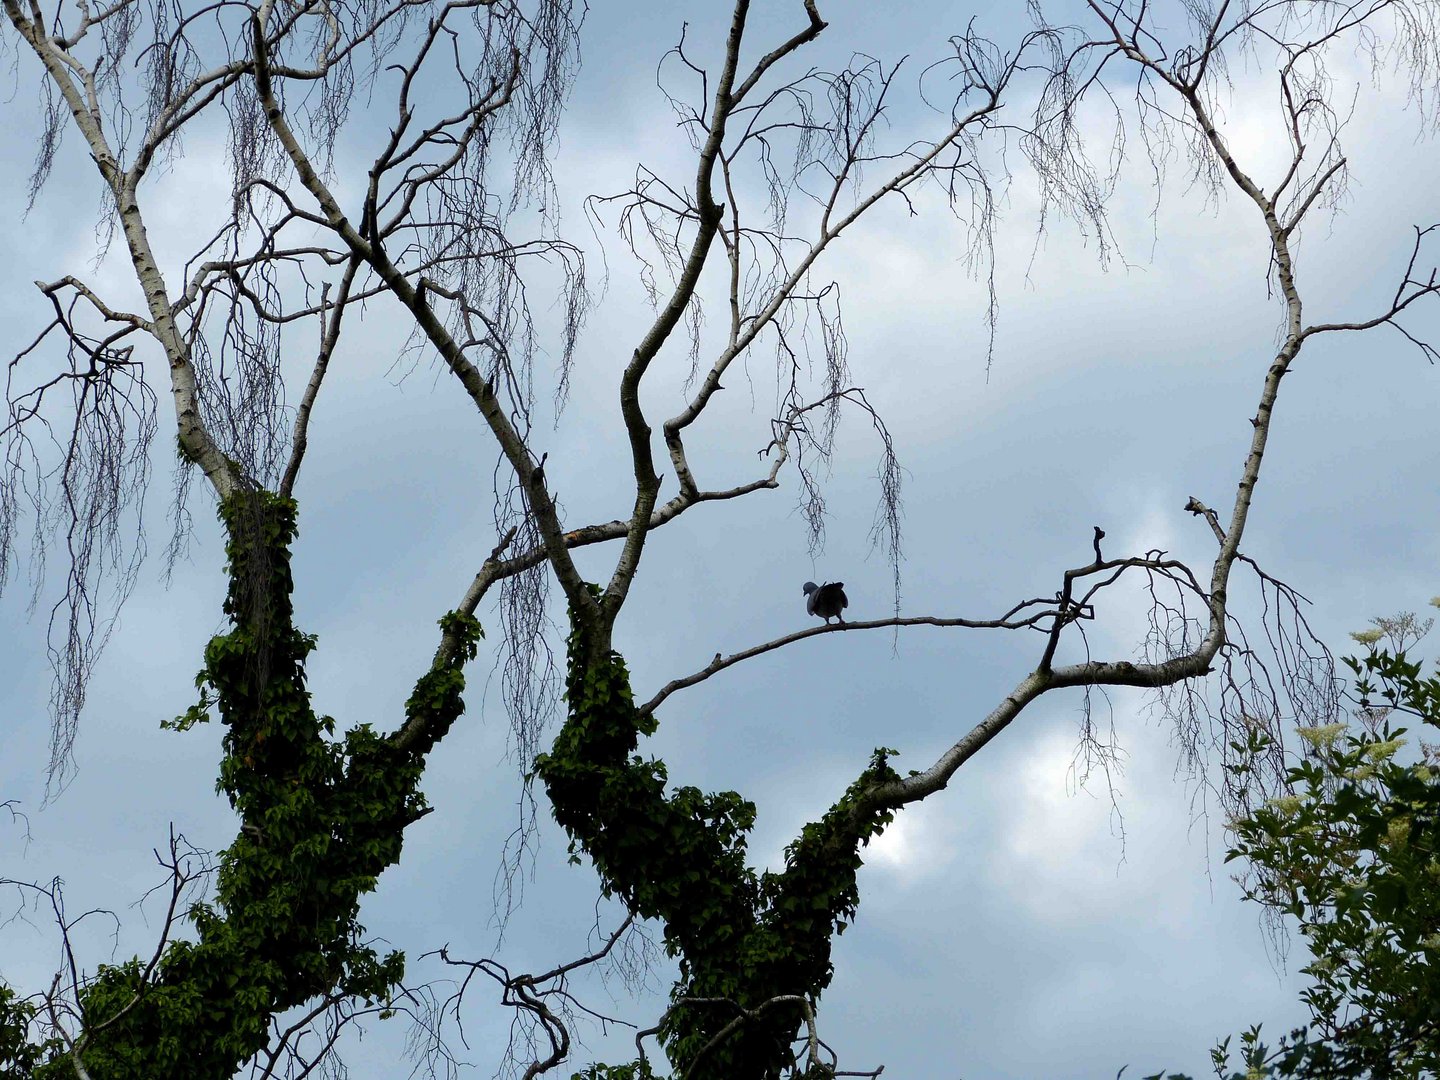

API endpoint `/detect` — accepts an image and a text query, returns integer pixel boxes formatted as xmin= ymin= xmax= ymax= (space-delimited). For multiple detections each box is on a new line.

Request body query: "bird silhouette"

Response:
xmin=802 ymin=581 xmax=848 ymax=624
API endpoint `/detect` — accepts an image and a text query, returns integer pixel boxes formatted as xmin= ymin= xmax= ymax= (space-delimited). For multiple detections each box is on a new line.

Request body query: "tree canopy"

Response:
xmin=2 ymin=1 xmax=1439 ymax=1077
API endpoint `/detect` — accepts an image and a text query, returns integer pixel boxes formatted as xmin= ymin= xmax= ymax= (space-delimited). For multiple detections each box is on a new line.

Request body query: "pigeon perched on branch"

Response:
xmin=802 ymin=581 xmax=848 ymax=624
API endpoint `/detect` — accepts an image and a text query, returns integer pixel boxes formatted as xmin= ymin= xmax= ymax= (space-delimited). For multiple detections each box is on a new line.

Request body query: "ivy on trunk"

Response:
xmin=536 ymin=586 xmax=900 ymax=1078
xmin=24 ymin=491 xmax=480 ymax=1080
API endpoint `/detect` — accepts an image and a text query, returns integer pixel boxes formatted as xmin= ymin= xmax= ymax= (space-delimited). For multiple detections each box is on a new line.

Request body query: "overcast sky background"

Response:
xmin=3 ymin=1 xmax=1439 ymax=1077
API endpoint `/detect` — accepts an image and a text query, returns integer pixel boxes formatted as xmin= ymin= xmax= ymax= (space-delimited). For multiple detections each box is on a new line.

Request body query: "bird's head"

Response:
xmin=802 ymin=581 xmax=819 ymax=595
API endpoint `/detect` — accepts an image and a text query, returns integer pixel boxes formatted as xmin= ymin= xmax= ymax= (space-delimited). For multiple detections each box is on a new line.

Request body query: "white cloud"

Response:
xmin=865 ymin=796 xmax=960 ymax=884
xmin=988 ymin=725 xmax=1133 ymax=926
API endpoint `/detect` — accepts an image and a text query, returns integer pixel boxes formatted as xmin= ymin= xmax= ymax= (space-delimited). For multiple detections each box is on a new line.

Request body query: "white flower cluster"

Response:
xmin=1296 ymin=723 xmax=1347 ymax=750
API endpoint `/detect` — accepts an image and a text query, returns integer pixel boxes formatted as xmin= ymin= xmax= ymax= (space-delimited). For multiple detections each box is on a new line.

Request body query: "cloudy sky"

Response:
xmin=3 ymin=1 xmax=1439 ymax=1077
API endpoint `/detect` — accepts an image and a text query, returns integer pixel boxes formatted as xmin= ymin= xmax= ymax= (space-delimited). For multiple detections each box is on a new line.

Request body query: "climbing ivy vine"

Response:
xmin=535 ymin=585 xmax=901 ymax=1079
xmin=3 ymin=491 xmax=481 ymax=1079
xmin=1 ymin=501 xmax=906 ymax=1080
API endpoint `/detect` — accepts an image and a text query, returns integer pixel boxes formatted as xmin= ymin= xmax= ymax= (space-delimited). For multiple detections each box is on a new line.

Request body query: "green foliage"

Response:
xmin=1148 ymin=625 xmax=1440 ymax=1080
xmin=6 ymin=491 xmax=482 ymax=1080
xmin=574 ymin=1061 xmax=659 ymax=1080
xmin=535 ymin=586 xmax=901 ymax=1079
xmin=0 ymin=985 xmax=65 ymax=1077
xmin=1227 ymin=640 xmax=1439 ymax=1078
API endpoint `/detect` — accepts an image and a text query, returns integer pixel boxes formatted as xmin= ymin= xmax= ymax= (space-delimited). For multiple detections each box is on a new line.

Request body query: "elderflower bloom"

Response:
xmin=1296 ymin=723 xmax=1347 ymax=750
xmin=1350 ymin=628 xmax=1385 ymax=646
xmin=1266 ymin=794 xmax=1304 ymax=816
xmin=1385 ymin=818 xmax=1412 ymax=847
xmin=1362 ymin=737 xmax=1405 ymax=762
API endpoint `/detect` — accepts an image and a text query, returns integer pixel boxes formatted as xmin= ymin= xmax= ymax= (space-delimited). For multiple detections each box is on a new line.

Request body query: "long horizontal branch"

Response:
xmin=638 ymin=600 xmax=1063 ymax=717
